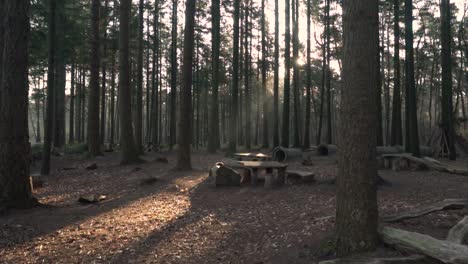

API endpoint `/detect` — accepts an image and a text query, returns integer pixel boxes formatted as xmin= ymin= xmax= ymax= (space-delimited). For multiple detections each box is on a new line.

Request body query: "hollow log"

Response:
xmin=272 ymin=147 xmax=303 ymax=162
xmin=447 ymin=216 xmax=468 ymax=244
xmin=379 ymin=226 xmax=468 ymax=264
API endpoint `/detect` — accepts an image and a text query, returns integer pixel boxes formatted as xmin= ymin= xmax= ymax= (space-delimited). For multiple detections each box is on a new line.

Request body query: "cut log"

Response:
xmin=379 ymin=226 xmax=468 ymax=264
xmin=286 ymin=170 xmax=315 ymax=184
xmin=272 ymin=147 xmax=303 ymax=162
xmin=29 ymin=174 xmax=43 ymax=192
xmin=447 ymin=216 xmax=468 ymax=244
xmin=377 ymin=146 xmax=433 ymax=157
xmin=209 ymin=162 xmax=241 ymax=187
xmin=382 ymin=199 xmax=468 ymax=223
xmin=319 ymin=255 xmax=427 ymax=264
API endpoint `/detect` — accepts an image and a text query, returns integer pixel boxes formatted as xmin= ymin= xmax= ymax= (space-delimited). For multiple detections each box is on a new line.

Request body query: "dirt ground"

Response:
xmin=1 ymin=149 xmax=468 ymax=264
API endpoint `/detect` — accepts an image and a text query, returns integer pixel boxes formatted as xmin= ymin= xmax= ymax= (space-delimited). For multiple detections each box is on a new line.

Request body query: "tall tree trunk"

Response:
xmin=135 ymin=0 xmax=144 ymax=153
xmin=69 ymin=63 xmax=75 ymax=143
xmin=0 ymin=0 xmax=36 ymax=208
xmin=304 ymin=0 xmax=312 ymax=149
xmin=87 ymin=0 xmax=101 ymax=156
xmin=54 ymin=0 xmax=66 ymax=148
xmin=228 ymin=0 xmax=240 ymax=155
xmin=336 ymin=0 xmax=379 ymax=255
xmin=176 ymin=0 xmax=197 ymax=170
xmin=100 ymin=0 xmax=109 ymax=145
xmin=281 ymin=0 xmax=291 ymax=148
xmin=119 ymin=0 xmax=139 ymax=164
xmin=441 ymin=0 xmax=456 ymax=160
xmin=292 ymin=0 xmax=301 ymax=148
xmin=376 ymin=0 xmax=383 ymax=146
xmin=391 ymin=0 xmax=403 ymax=146
xmin=208 ymin=0 xmax=221 ymax=153
xmin=169 ymin=0 xmax=178 ymax=150
xmin=151 ymin=0 xmax=160 ymax=147
xmin=261 ymin=0 xmax=269 ymax=148
xmin=244 ymin=0 xmax=251 ymax=150
xmin=404 ymin=0 xmax=420 ymax=156
xmin=325 ymin=0 xmax=332 ymax=144
xmin=273 ymin=0 xmax=279 ymax=147
xmin=41 ymin=0 xmax=57 ymax=175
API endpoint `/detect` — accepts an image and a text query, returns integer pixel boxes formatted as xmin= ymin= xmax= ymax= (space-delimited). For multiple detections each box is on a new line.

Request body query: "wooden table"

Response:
xmin=233 ymin=153 xmax=272 ymax=161
xmin=238 ymin=161 xmax=288 ymax=188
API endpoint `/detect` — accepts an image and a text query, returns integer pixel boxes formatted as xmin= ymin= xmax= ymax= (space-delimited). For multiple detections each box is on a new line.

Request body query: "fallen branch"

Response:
xmin=447 ymin=216 xmax=468 ymax=244
xmin=382 ymin=153 xmax=468 ymax=176
xmin=379 ymin=226 xmax=468 ymax=264
xmin=319 ymin=255 xmax=426 ymax=264
xmin=382 ymin=199 xmax=468 ymax=223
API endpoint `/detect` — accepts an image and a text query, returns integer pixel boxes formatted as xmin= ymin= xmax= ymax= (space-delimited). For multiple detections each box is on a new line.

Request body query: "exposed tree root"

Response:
xmin=447 ymin=216 xmax=468 ymax=244
xmin=379 ymin=226 xmax=468 ymax=264
xmin=381 ymin=199 xmax=468 ymax=223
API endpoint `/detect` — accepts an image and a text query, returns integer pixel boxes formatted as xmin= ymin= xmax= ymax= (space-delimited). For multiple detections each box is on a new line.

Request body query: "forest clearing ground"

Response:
xmin=1 ymin=151 xmax=468 ymax=263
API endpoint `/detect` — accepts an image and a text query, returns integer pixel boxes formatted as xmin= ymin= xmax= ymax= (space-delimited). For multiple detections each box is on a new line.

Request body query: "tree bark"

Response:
xmin=273 ymin=0 xmax=280 ymax=147
xmin=441 ymin=0 xmax=456 ymax=160
xmin=208 ymin=0 xmax=220 ymax=153
xmin=281 ymin=0 xmax=291 ymax=148
xmin=169 ymin=0 xmax=178 ymax=150
xmin=228 ymin=0 xmax=240 ymax=155
xmin=404 ymin=0 xmax=420 ymax=156
xmin=118 ymin=0 xmax=139 ymax=164
xmin=41 ymin=0 xmax=57 ymax=175
xmin=336 ymin=0 xmax=379 ymax=255
xmin=0 ymin=0 xmax=35 ymax=208
xmin=176 ymin=0 xmax=197 ymax=170
xmin=87 ymin=0 xmax=101 ymax=156
xmin=135 ymin=0 xmax=144 ymax=153
xmin=391 ymin=0 xmax=403 ymax=146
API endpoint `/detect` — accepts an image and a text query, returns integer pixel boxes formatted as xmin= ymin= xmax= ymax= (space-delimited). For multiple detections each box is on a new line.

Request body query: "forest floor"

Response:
xmin=1 ymin=149 xmax=468 ymax=263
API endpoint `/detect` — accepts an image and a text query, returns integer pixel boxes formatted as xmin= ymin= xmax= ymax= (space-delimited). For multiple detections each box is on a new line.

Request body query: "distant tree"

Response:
xmin=135 ymin=0 xmax=144 ymax=153
xmin=304 ymin=0 xmax=312 ymax=149
xmin=208 ymin=0 xmax=220 ymax=153
xmin=87 ymin=0 xmax=101 ymax=157
xmin=176 ymin=0 xmax=197 ymax=170
xmin=336 ymin=0 xmax=379 ymax=255
xmin=0 ymin=0 xmax=36 ymax=208
xmin=261 ymin=0 xmax=269 ymax=148
xmin=273 ymin=0 xmax=280 ymax=147
xmin=282 ymin=0 xmax=291 ymax=148
xmin=169 ymin=0 xmax=178 ymax=150
xmin=441 ymin=0 xmax=456 ymax=160
xmin=41 ymin=0 xmax=57 ymax=175
xmin=404 ymin=0 xmax=420 ymax=156
xmin=228 ymin=0 xmax=240 ymax=155
xmin=391 ymin=0 xmax=403 ymax=146
xmin=54 ymin=0 xmax=66 ymax=148
xmin=119 ymin=0 xmax=139 ymax=164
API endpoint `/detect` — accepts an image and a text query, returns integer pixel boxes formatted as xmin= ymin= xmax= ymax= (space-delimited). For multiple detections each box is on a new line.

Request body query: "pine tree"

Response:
xmin=119 ymin=0 xmax=139 ymax=164
xmin=281 ymin=0 xmax=291 ymax=148
xmin=87 ymin=0 xmax=102 ymax=157
xmin=208 ymin=0 xmax=221 ymax=153
xmin=336 ymin=0 xmax=379 ymax=255
xmin=229 ymin=0 xmax=240 ymax=155
xmin=0 ymin=0 xmax=36 ymax=208
xmin=441 ymin=0 xmax=456 ymax=160
xmin=41 ymin=0 xmax=57 ymax=175
xmin=176 ymin=0 xmax=197 ymax=170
